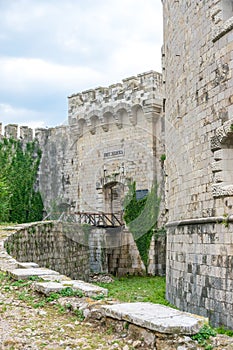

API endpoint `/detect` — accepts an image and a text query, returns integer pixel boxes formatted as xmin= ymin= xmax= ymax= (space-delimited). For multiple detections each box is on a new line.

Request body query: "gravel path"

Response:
xmin=0 ymin=274 xmax=133 ymax=350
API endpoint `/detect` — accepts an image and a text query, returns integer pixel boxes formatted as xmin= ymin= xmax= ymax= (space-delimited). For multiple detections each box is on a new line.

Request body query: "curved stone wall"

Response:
xmin=4 ymin=221 xmax=90 ymax=281
xmin=163 ymin=0 xmax=233 ymax=327
xmin=1 ymin=222 xmax=166 ymax=281
xmin=166 ymin=218 xmax=233 ymax=328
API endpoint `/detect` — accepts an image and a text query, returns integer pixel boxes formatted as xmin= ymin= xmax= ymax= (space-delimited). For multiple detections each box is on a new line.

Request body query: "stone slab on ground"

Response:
xmin=34 ymin=280 xmax=108 ymax=297
xmin=61 ymin=280 xmax=108 ymax=297
xmin=40 ymin=274 xmax=71 ymax=282
xmin=102 ymin=302 xmax=208 ymax=335
xmin=9 ymin=268 xmax=59 ymax=280
xmin=17 ymin=262 xmax=39 ymax=269
xmin=34 ymin=281 xmax=66 ymax=295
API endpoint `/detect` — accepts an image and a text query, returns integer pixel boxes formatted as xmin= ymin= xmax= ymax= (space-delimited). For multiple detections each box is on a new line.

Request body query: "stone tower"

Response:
xmin=36 ymin=71 xmax=164 ymax=219
xmin=163 ymin=0 xmax=233 ymax=327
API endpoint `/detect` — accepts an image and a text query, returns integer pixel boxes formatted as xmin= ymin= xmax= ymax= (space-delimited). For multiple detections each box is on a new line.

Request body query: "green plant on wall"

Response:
xmin=123 ymin=181 xmax=160 ymax=272
xmin=0 ymin=138 xmax=43 ymax=224
xmin=0 ymin=175 xmax=11 ymax=222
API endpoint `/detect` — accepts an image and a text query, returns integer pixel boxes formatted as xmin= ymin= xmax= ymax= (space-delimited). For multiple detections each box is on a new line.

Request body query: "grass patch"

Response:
xmin=95 ymin=275 xmax=171 ymax=305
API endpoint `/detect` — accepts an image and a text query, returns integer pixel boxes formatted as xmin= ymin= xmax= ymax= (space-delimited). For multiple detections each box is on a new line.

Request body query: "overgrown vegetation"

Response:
xmin=0 ymin=138 xmax=43 ymax=223
xmin=123 ymin=182 xmax=161 ymax=270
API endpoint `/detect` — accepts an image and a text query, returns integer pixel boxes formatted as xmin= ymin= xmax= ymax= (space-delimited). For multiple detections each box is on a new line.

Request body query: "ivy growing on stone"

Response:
xmin=123 ymin=181 xmax=160 ymax=272
xmin=0 ymin=138 xmax=43 ymax=223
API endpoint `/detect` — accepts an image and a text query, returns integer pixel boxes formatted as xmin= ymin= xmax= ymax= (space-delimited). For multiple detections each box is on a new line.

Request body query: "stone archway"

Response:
xmin=103 ymin=181 xmax=125 ymax=221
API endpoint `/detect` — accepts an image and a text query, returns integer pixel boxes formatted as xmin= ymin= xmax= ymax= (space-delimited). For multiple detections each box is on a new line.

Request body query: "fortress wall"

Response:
xmin=35 ymin=126 xmax=79 ymax=212
xmin=163 ymin=0 xmax=233 ymax=221
xmin=166 ymin=220 xmax=233 ymax=328
xmin=163 ymin=0 xmax=233 ymax=327
xmin=5 ymin=221 xmax=90 ymax=281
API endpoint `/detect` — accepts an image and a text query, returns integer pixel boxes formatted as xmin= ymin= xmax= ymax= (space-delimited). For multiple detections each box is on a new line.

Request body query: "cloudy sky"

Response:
xmin=0 ymin=0 xmax=163 ymax=129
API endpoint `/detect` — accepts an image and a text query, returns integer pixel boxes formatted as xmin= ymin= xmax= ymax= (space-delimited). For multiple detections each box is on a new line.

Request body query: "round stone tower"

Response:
xmin=163 ymin=0 xmax=233 ymax=327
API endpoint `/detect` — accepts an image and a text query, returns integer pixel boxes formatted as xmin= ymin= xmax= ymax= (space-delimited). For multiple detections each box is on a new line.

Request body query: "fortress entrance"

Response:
xmin=103 ymin=182 xmax=125 ymax=221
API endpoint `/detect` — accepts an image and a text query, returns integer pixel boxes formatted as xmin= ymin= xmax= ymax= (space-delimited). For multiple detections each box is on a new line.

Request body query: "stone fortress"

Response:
xmin=35 ymin=70 xmax=164 ymax=219
xmin=0 ymin=70 xmax=166 ymax=278
xmin=2 ymin=0 xmax=233 ymax=330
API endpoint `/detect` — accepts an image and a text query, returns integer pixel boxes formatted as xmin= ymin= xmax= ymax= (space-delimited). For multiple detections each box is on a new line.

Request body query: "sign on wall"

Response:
xmin=103 ymin=149 xmax=124 ymax=158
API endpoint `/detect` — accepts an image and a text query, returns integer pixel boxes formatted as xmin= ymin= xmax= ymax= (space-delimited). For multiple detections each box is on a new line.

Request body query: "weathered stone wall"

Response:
xmin=163 ymin=0 xmax=233 ymax=221
xmin=5 ymin=221 xmax=90 ymax=281
xmin=89 ymin=227 xmax=145 ymax=276
xmin=163 ymin=0 xmax=233 ymax=327
xmin=35 ymin=126 xmax=78 ymax=212
xmin=4 ymin=221 xmax=166 ymax=279
xmin=166 ymin=219 xmax=233 ymax=328
xmin=148 ymin=234 xmax=166 ymax=276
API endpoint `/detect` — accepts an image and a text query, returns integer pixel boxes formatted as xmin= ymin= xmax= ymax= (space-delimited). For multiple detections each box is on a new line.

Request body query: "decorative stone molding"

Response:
xmin=67 ymin=71 xmax=163 ymax=133
xmin=212 ymin=1 xmax=233 ymax=42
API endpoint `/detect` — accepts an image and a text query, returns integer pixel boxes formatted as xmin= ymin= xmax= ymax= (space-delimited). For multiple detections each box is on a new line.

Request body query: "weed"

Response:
xmin=46 ymin=293 xmax=60 ymax=302
xmin=191 ymin=324 xmax=216 ymax=349
xmin=222 ymin=213 xmax=229 ymax=228
xmin=72 ymin=289 xmax=84 ymax=298
xmin=74 ymin=309 xmax=84 ymax=321
xmin=0 ymin=305 xmax=7 ymax=313
xmin=33 ymin=300 xmax=46 ymax=308
xmin=12 ymin=280 xmax=31 ymax=288
xmin=28 ymin=276 xmax=42 ymax=281
xmin=55 ymin=304 xmax=66 ymax=314
xmin=4 ymin=285 xmax=11 ymax=291
xmin=17 ymin=291 xmax=33 ymax=302
xmin=91 ymin=293 xmax=105 ymax=301
xmin=106 ymin=325 xmax=114 ymax=335
xmin=160 ymin=154 xmax=166 ymax=161
xmin=65 ymin=302 xmax=72 ymax=310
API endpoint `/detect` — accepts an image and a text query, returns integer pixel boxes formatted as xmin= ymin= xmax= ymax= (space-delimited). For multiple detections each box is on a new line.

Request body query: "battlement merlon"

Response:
xmin=67 ymin=70 xmax=163 ymax=125
xmin=0 ymin=123 xmax=33 ymax=142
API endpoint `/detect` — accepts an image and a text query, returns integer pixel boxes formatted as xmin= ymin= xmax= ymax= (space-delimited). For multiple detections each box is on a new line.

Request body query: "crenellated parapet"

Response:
xmin=68 ymin=70 xmax=163 ymax=131
xmin=0 ymin=123 xmax=33 ymax=142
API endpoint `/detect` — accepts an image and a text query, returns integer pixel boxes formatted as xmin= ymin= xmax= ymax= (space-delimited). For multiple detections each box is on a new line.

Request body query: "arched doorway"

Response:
xmin=103 ymin=181 xmax=125 ymax=222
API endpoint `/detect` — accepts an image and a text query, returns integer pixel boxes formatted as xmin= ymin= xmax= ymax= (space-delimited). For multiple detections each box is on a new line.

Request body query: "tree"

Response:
xmin=0 ymin=176 xmax=11 ymax=222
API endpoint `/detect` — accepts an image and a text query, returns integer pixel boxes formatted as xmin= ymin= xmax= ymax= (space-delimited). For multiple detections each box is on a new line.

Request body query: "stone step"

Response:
xmin=101 ymin=302 xmax=207 ymax=335
xmin=34 ymin=280 xmax=108 ymax=297
xmin=8 ymin=268 xmax=60 ymax=280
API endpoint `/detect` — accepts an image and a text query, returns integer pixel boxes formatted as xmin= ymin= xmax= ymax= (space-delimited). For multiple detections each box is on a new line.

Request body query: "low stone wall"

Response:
xmin=4 ymin=221 xmax=90 ymax=281
xmin=166 ymin=218 xmax=233 ymax=328
xmin=3 ymin=222 xmax=166 ymax=281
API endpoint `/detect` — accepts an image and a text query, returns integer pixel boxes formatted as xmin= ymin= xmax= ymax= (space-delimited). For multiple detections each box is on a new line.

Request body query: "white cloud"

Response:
xmin=0 ymin=103 xmax=46 ymax=129
xmin=0 ymin=57 xmax=104 ymax=94
xmin=0 ymin=0 xmax=163 ymax=127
